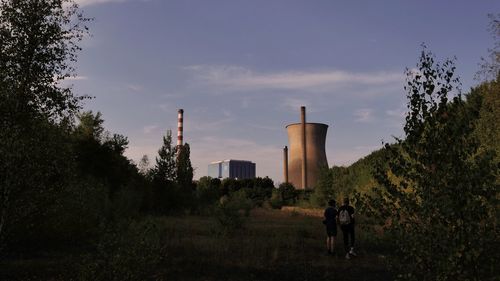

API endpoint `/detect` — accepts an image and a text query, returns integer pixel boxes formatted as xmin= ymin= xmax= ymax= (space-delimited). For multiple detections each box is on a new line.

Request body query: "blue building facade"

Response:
xmin=208 ymin=160 xmax=256 ymax=179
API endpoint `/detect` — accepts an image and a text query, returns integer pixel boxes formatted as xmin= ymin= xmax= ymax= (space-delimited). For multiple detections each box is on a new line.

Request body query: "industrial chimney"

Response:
xmin=283 ymin=146 xmax=289 ymax=183
xmin=177 ymin=109 xmax=184 ymax=147
xmin=300 ymin=106 xmax=307 ymax=190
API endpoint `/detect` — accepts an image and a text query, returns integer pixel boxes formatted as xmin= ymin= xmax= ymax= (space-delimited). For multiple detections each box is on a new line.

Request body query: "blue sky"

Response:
xmin=70 ymin=0 xmax=499 ymax=183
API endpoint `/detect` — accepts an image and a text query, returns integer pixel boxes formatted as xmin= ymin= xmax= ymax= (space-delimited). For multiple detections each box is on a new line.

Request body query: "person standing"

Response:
xmin=323 ymin=199 xmax=338 ymax=255
xmin=338 ymin=197 xmax=356 ymax=259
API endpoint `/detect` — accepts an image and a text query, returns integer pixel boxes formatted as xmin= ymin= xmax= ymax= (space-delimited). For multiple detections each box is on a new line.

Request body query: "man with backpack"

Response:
xmin=338 ymin=197 xmax=356 ymax=259
xmin=323 ymin=199 xmax=338 ymax=255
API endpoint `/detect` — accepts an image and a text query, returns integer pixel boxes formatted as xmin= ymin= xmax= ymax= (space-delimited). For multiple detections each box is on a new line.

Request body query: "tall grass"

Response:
xmin=1 ymin=209 xmax=392 ymax=281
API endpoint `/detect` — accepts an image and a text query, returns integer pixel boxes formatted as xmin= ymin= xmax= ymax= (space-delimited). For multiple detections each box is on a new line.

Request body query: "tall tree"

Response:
xmin=176 ymin=143 xmax=194 ymax=189
xmin=360 ymin=48 xmax=498 ymax=280
xmin=76 ymin=111 xmax=106 ymax=141
xmin=0 ymin=0 xmax=89 ymax=251
xmin=0 ymin=0 xmax=89 ymax=120
xmin=153 ymin=130 xmax=177 ymax=183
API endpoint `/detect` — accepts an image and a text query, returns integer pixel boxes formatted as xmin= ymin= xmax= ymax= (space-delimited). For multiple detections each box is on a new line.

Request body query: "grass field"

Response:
xmin=1 ymin=208 xmax=393 ymax=281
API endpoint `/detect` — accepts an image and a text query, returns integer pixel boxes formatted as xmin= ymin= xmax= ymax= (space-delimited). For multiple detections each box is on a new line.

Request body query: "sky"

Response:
xmin=69 ymin=0 xmax=499 ymax=183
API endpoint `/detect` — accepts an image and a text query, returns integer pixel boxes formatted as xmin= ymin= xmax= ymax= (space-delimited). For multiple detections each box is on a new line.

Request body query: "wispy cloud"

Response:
xmin=126 ymin=84 xmax=143 ymax=92
xmin=282 ymin=98 xmax=311 ymax=111
xmin=385 ymin=107 xmax=406 ymax=118
xmin=184 ymin=117 xmax=233 ymax=133
xmin=383 ymin=106 xmax=407 ymax=130
xmin=143 ymin=124 xmax=159 ymax=134
xmin=353 ymin=108 xmax=375 ymax=123
xmin=184 ymin=65 xmax=403 ymax=93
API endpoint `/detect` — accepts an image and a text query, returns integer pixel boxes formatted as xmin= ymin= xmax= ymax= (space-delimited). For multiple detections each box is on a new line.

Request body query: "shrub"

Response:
xmin=78 ymin=219 xmax=165 ymax=281
xmin=214 ymin=190 xmax=254 ymax=233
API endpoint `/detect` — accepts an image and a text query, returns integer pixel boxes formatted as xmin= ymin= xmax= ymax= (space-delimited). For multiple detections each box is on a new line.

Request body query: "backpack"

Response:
xmin=339 ymin=209 xmax=351 ymax=225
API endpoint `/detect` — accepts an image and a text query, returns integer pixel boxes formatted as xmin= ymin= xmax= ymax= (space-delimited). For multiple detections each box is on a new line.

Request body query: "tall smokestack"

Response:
xmin=283 ymin=146 xmax=289 ymax=183
xmin=177 ymin=109 xmax=184 ymax=147
xmin=301 ymin=106 xmax=307 ymax=189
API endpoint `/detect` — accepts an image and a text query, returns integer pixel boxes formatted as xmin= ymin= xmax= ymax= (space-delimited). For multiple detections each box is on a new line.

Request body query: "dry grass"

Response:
xmin=154 ymin=208 xmax=391 ymax=281
xmin=0 ymin=208 xmax=392 ymax=280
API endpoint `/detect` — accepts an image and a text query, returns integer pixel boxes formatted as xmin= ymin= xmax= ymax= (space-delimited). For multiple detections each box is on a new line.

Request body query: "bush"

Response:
xmin=78 ymin=219 xmax=165 ymax=281
xmin=194 ymin=176 xmax=222 ymax=211
xmin=277 ymin=182 xmax=298 ymax=205
xmin=214 ymin=190 xmax=254 ymax=233
xmin=4 ymin=176 xmax=109 ymax=253
xmin=268 ymin=190 xmax=283 ymax=209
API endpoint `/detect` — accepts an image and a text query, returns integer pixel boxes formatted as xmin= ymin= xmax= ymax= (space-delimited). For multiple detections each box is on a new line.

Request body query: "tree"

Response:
xmin=76 ymin=111 xmax=106 ymax=141
xmin=474 ymin=14 xmax=500 ymax=159
xmin=153 ymin=130 xmax=177 ymax=183
xmin=277 ymin=182 xmax=297 ymax=205
xmin=0 ymin=0 xmax=89 ymax=251
xmin=138 ymin=155 xmax=151 ymax=176
xmin=195 ymin=176 xmax=221 ymax=208
xmin=476 ymin=14 xmax=499 ymax=81
xmin=360 ymin=48 xmax=498 ymax=280
xmin=0 ymin=0 xmax=89 ymax=121
xmin=104 ymin=133 xmax=129 ymax=155
xmin=310 ymin=167 xmax=334 ymax=207
xmin=176 ymin=143 xmax=194 ymax=189
xmin=149 ymin=130 xmax=180 ymax=213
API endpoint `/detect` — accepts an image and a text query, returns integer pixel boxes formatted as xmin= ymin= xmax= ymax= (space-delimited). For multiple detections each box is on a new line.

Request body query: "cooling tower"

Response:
xmin=286 ymin=108 xmax=328 ymax=190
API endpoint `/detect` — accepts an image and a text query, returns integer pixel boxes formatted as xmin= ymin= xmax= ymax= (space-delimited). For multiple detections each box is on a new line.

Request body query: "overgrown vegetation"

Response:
xmin=0 ymin=1 xmax=498 ymax=280
xmin=357 ymin=49 xmax=499 ymax=280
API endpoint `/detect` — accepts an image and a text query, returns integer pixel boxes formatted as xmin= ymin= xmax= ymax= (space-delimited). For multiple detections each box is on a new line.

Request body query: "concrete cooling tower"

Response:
xmin=285 ymin=107 xmax=328 ymax=190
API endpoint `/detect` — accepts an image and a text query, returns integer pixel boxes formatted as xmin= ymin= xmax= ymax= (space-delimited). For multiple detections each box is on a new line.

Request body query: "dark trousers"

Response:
xmin=341 ymin=224 xmax=355 ymax=252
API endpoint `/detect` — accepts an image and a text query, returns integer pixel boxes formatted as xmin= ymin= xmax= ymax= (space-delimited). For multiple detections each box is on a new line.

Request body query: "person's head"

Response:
xmin=343 ymin=197 xmax=349 ymax=206
xmin=328 ymin=199 xmax=336 ymax=207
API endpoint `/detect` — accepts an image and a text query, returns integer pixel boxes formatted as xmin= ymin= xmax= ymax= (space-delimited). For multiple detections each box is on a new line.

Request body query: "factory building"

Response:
xmin=208 ymin=160 xmax=256 ymax=179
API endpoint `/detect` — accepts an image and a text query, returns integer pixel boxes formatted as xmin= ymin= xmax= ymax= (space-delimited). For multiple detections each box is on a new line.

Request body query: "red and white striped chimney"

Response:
xmin=177 ymin=109 xmax=184 ymax=147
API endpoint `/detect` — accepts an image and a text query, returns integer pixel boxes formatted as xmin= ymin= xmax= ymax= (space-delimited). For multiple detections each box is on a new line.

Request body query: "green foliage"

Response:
xmin=0 ymin=0 xmax=89 ymax=121
xmin=268 ymin=190 xmax=283 ymax=209
xmin=73 ymin=112 xmax=140 ymax=198
xmin=310 ymin=167 xmax=334 ymax=207
xmin=195 ymin=176 xmax=222 ymax=211
xmin=147 ymin=130 xmax=191 ymax=214
xmin=176 ymin=143 xmax=194 ymax=189
xmin=477 ymin=14 xmax=499 ymax=81
xmin=219 ymin=176 xmax=274 ymax=207
xmin=306 ymin=149 xmax=389 ymax=208
xmin=359 ymin=48 xmax=499 ymax=280
xmin=76 ymin=111 xmax=105 ymax=140
xmin=0 ymin=0 xmax=89 ymax=252
xmin=214 ymin=190 xmax=253 ymax=233
xmin=0 ymin=119 xmax=76 ymax=252
xmin=221 ymin=177 xmax=241 ymax=195
xmin=153 ymin=130 xmax=177 ymax=183
xmin=78 ymin=219 xmax=165 ymax=281
xmin=243 ymin=177 xmax=274 ymax=206
xmin=468 ymin=76 xmax=500 ymax=161
xmin=278 ymin=182 xmax=298 ymax=205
